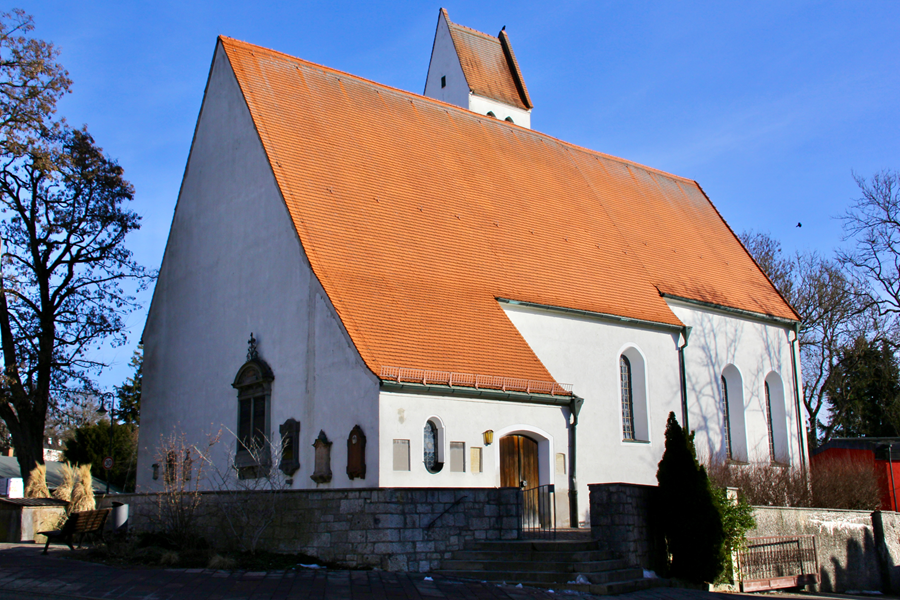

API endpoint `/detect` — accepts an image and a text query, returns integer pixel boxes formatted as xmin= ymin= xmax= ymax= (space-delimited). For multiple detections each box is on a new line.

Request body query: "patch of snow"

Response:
xmin=808 ymin=515 xmax=871 ymax=535
xmin=643 ymin=570 xmax=658 ymax=579
xmin=423 ymin=576 xmax=433 ymax=581
xmin=299 ymin=564 xmax=323 ymax=569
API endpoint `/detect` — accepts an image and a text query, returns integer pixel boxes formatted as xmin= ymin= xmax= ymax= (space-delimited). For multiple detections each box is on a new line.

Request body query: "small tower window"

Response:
xmin=505 ymin=116 xmax=514 ymax=123
xmin=486 ymin=111 xmax=496 ymax=118
xmin=441 ymin=75 xmax=446 ymax=88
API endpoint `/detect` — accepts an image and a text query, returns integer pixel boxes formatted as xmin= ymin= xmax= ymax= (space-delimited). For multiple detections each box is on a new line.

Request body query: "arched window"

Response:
xmin=620 ymin=356 xmax=635 ymax=440
xmin=424 ymin=418 xmax=444 ymax=473
xmin=721 ymin=365 xmax=748 ymax=462
xmin=505 ymin=116 xmax=514 ymax=123
xmin=764 ymin=381 xmax=775 ymax=460
xmin=232 ymin=336 xmax=274 ymax=478
xmin=765 ymin=372 xmax=789 ymax=464
xmin=486 ymin=111 xmax=496 ymax=118
xmin=619 ymin=347 xmax=649 ymax=441
xmin=722 ymin=375 xmax=732 ymax=459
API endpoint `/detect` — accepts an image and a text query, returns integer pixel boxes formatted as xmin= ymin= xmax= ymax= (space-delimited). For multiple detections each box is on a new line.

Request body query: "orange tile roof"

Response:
xmin=441 ymin=9 xmax=532 ymax=110
xmin=219 ymin=36 xmax=799 ymax=385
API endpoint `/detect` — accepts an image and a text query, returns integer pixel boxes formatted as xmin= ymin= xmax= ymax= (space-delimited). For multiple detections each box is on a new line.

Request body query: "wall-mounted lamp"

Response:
xmin=483 ymin=430 xmax=494 ymax=446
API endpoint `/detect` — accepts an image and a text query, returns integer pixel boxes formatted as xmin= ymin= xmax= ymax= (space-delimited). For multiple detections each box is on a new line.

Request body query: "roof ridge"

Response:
xmin=447 ymin=20 xmax=502 ymax=44
xmin=217 ymin=35 xmax=697 ymax=187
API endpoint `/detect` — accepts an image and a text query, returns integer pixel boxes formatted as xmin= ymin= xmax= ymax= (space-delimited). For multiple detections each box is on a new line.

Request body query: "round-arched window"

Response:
xmin=424 ymin=420 xmax=443 ymax=473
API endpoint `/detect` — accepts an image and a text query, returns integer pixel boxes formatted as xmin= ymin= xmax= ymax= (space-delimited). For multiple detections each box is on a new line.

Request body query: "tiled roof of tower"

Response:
xmin=442 ymin=9 xmax=532 ymax=110
xmin=219 ymin=36 xmax=799 ymax=384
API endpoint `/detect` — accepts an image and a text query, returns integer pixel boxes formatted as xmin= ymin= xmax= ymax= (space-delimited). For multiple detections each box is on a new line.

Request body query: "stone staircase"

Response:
xmin=436 ymin=535 xmax=670 ymax=595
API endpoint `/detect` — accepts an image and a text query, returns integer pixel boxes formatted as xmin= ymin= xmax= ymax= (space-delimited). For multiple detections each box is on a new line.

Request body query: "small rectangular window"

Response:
xmin=441 ymin=75 xmax=446 ymax=88
xmin=470 ymin=447 xmax=482 ymax=473
xmin=556 ymin=452 xmax=566 ymax=474
xmin=450 ymin=441 xmax=465 ymax=472
xmin=393 ymin=439 xmax=410 ymax=471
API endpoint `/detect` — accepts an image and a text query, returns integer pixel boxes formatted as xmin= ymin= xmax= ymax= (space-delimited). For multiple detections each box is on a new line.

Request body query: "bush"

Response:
xmin=707 ymin=458 xmax=880 ymax=510
xmin=707 ymin=461 xmax=811 ymax=507
xmin=656 ymin=412 xmax=725 ymax=583
xmin=712 ymin=487 xmax=756 ymax=583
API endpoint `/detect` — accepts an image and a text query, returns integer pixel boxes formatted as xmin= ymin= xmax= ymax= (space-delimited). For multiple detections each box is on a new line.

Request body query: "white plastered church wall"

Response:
xmin=669 ymin=300 xmax=805 ymax=470
xmin=501 ymin=302 xmax=681 ymax=526
xmin=468 ymin=94 xmax=531 ymax=128
xmin=137 ymin=42 xmax=380 ymax=492
xmin=377 ymin=391 xmax=566 ymax=486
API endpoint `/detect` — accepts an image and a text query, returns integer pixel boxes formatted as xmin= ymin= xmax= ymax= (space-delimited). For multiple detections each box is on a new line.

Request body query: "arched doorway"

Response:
xmin=500 ymin=434 xmax=539 ymax=489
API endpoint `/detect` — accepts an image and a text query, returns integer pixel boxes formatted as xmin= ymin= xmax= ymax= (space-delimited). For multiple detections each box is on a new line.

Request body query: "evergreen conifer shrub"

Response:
xmin=656 ymin=412 xmax=725 ymax=583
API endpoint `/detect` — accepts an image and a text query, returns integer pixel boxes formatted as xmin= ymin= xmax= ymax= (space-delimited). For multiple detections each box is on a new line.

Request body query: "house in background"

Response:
xmin=811 ymin=438 xmax=900 ymax=511
xmin=137 ymin=9 xmax=807 ymax=527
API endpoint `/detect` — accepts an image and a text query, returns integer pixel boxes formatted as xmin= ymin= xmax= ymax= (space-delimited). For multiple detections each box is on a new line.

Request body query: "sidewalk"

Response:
xmin=0 ymin=542 xmax=598 ymax=600
xmin=0 ymin=542 xmax=885 ymax=600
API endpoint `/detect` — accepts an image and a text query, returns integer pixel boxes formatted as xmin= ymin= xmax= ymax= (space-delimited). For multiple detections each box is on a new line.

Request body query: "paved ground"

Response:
xmin=0 ymin=543 xmax=893 ymax=600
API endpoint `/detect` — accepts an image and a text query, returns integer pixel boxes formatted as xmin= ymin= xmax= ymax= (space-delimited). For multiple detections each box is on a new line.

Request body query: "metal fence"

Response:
xmin=736 ymin=535 xmax=819 ymax=592
xmin=521 ymin=484 xmax=556 ymax=539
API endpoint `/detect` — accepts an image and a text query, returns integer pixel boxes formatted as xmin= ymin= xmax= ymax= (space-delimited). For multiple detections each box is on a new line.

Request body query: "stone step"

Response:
xmin=470 ymin=539 xmax=600 ymax=553
xmin=564 ymin=576 xmax=670 ymax=596
xmin=522 ymin=528 xmax=592 ymax=541
xmin=440 ymin=558 xmax=631 ymax=574
xmin=435 ymin=567 xmax=644 ymax=587
xmin=452 ymin=549 xmax=614 ymax=562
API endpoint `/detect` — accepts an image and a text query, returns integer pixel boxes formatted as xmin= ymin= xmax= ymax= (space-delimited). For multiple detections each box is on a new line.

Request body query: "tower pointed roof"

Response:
xmin=440 ymin=8 xmax=533 ymax=110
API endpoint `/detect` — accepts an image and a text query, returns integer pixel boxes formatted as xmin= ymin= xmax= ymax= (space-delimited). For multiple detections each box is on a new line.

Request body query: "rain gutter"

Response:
xmin=789 ymin=323 xmax=808 ymax=479
xmin=497 ymin=298 xmax=683 ymax=333
xmin=661 ymin=293 xmax=799 ymax=328
xmin=678 ymin=326 xmax=693 ymax=430
xmin=379 ymin=381 xmax=574 ymax=407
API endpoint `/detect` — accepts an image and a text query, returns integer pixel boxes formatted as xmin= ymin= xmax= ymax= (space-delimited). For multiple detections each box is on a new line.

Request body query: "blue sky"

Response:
xmin=17 ymin=1 xmax=900 ymax=392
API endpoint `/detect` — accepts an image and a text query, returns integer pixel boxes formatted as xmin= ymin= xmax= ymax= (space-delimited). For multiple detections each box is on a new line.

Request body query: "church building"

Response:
xmin=137 ymin=9 xmax=807 ymax=527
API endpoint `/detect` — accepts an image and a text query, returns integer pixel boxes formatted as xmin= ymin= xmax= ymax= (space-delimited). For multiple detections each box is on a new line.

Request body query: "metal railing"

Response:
xmin=521 ymin=484 xmax=556 ymax=539
xmin=735 ymin=535 xmax=819 ymax=592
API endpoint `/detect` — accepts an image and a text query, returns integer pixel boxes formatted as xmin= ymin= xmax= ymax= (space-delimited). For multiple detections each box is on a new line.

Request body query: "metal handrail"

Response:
xmin=521 ymin=484 xmax=556 ymax=539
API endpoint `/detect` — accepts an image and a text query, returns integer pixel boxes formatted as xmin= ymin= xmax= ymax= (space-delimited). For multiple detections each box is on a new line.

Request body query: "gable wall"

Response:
xmin=423 ymin=16 xmax=470 ymax=109
xmin=137 ymin=43 xmax=379 ymax=492
xmin=502 ymin=303 xmax=680 ymax=525
xmin=501 ymin=301 xmax=805 ymax=525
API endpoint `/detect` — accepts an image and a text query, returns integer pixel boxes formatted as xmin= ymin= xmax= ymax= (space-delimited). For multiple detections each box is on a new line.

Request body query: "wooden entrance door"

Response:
xmin=500 ymin=434 xmax=539 ymax=489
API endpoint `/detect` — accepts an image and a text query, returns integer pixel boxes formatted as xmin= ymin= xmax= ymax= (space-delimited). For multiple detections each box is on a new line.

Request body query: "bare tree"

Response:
xmin=740 ymin=232 xmax=868 ymax=445
xmin=0 ymin=12 xmax=148 ymax=493
xmin=838 ymin=170 xmax=900 ymax=325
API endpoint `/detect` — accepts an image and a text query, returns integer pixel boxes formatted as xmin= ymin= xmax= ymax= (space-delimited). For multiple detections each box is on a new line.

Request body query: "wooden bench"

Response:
xmin=39 ymin=508 xmax=111 ymax=554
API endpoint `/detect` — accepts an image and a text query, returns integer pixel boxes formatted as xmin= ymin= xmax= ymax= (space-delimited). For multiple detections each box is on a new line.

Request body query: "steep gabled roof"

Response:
xmin=219 ymin=36 xmax=799 ymax=384
xmin=441 ymin=9 xmax=532 ymax=110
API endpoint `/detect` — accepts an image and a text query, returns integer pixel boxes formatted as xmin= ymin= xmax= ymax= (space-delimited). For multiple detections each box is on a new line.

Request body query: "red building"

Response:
xmin=811 ymin=437 xmax=900 ymax=511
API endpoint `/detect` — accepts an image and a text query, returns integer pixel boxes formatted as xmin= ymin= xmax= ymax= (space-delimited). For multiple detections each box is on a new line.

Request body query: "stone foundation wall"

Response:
xmin=104 ymin=487 xmax=520 ymax=572
xmin=588 ymin=482 xmax=663 ymax=572
xmin=750 ymin=506 xmax=900 ymax=593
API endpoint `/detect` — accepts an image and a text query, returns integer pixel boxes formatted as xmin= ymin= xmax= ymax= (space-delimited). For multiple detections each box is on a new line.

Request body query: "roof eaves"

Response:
xmin=691 ymin=181 xmax=802 ymax=322
xmin=498 ymin=29 xmax=533 ymax=109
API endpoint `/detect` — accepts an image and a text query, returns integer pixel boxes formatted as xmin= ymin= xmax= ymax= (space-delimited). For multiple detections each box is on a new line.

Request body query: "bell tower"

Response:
xmin=423 ymin=9 xmax=533 ymax=128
